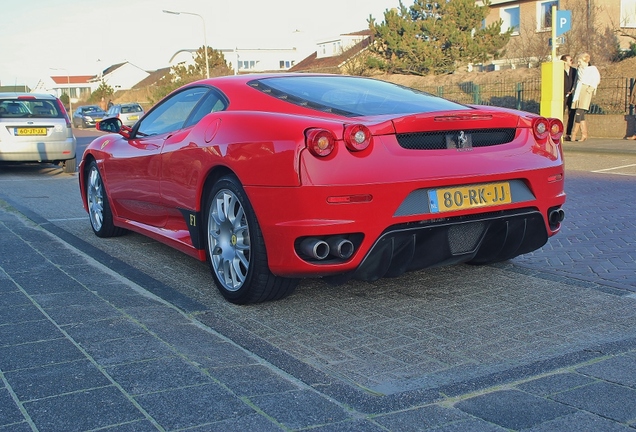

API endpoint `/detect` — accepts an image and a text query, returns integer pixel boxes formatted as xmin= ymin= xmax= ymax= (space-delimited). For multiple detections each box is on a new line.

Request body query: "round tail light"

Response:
xmin=549 ymin=118 xmax=564 ymax=143
xmin=343 ymin=124 xmax=372 ymax=151
xmin=532 ymin=117 xmax=550 ymax=142
xmin=306 ymin=128 xmax=336 ymax=157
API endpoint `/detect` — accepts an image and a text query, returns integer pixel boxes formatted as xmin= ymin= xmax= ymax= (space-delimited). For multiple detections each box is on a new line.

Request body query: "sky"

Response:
xmin=0 ymin=0 xmax=399 ymax=89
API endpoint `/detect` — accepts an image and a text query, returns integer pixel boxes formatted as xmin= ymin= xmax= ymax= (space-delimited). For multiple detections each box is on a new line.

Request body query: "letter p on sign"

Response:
xmin=556 ymin=10 xmax=571 ymax=36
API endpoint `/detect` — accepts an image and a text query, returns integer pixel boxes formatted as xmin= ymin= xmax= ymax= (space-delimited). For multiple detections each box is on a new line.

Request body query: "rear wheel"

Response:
xmin=86 ymin=161 xmax=125 ymax=237
xmin=205 ymin=175 xmax=298 ymax=304
xmin=63 ymin=157 xmax=76 ymax=173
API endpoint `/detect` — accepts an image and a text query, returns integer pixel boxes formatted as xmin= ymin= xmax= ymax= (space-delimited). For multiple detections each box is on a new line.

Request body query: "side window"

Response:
xmin=183 ymin=89 xmax=228 ymax=129
xmin=136 ymin=87 xmax=209 ymax=136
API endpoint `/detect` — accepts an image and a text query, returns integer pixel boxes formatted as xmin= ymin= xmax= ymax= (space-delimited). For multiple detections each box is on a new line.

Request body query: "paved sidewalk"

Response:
xmin=1 ymin=137 xmax=636 ymax=431
xmin=562 ymin=136 xmax=636 ymax=155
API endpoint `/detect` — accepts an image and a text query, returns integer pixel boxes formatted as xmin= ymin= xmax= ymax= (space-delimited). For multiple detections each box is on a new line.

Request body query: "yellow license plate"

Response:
xmin=128 ymin=115 xmax=138 ymax=120
xmin=16 ymin=127 xmax=47 ymax=136
xmin=428 ymin=182 xmax=512 ymax=213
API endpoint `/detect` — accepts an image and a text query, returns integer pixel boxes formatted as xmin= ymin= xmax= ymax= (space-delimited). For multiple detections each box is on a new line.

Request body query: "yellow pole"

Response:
xmin=540 ymin=5 xmax=563 ymax=122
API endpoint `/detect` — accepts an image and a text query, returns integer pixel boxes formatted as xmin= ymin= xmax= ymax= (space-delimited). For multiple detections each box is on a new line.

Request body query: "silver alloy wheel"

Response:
xmin=87 ymin=165 xmax=104 ymax=232
xmin=208 ymin=189 xmax=251 ymax=292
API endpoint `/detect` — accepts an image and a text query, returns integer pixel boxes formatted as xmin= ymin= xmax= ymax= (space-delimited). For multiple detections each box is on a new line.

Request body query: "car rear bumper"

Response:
xmin=346 ymin=207 xmax=548 ymax=282
xmin=0 ymin=137 xmax=76 ymax=162
xmin=244 ymin=171 xmax=565 ymax=278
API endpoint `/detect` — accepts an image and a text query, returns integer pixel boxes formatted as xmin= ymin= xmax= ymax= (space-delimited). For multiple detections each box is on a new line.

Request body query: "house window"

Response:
xmin=279 ymin=60 xmax=293 ymax=69
xmin=501 ymin=6 xmax=520 ymax=35
xmin=538 ymin=1 xmax=558 ymax=31
xmin=621 ymin=0 xmax=636 ymax=28
xmin=239 ymin=60 xmax=256 ymax=70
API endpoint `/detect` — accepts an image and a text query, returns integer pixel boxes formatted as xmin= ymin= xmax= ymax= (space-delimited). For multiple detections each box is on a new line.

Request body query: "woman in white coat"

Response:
xmin=570 ymin=53 xmax=601 ymax=142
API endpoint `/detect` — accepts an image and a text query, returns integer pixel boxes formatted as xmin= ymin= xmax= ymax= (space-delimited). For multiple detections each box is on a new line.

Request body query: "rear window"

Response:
xmin=249 ymin=75 xmax=467 ymax=117
xmin=121 ymin=104 xmax=143 ymax=114
xmin=0 ymin=98 xmax=63 ymax=118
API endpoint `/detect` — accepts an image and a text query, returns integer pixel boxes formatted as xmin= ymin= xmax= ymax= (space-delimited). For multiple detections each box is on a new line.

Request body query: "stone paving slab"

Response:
xmin=3 ymin=142 xmax=636 ymax=430
xmin=0 ymin=209 xmax=353 ymax=431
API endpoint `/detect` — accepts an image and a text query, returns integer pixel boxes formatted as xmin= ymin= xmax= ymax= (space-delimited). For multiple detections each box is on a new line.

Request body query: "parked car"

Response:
xmin=0 ymin=93 xmax=77 ymax=173
xmin=72 ymin=105 xmax=106 ymax=128
xmin=79 ymin=73 xmax=566 ymax=304
xmin=105 ymin=103 xmax=145 ymax=127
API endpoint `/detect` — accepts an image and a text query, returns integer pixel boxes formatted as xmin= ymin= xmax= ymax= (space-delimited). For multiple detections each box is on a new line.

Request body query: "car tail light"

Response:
xmin=306 ymin=128 xmax=336 ymax=157
xmin=532 ymin=117 xmax=550 ymax=142
xmin=343 ymin=124 xmax=372 ymax=151
xmin=532 ymin=117 xmax=562 ymax=161
xmin=548 ymin=118 xmax=563 ymax=144
xmin=54 ymin=98 xmax=72 ymax=128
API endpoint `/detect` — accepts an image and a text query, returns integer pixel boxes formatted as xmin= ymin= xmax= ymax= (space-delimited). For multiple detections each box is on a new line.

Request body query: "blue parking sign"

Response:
xmin=556 ymin=10 xmax=571 ymax=36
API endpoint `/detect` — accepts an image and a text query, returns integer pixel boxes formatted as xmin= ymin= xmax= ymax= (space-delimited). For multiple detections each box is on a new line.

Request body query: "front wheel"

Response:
xmin=205 ymin=175 xmax=298 ymax=304
xmin=86 ymin=161 xmax=126 ymax=238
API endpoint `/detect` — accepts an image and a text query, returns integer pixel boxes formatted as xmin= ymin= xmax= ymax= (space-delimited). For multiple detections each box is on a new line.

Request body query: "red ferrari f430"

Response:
xmin=79 ymin=74 xmax=566 ymax=304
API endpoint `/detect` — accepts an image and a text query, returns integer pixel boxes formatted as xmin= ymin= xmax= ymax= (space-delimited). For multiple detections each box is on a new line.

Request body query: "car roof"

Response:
xmin=0 ymin=92 xmax=58 ymax=100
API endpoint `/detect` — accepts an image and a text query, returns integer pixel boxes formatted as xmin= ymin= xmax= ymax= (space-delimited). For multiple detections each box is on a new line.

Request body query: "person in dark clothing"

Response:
xmin=561 ymin=54 xmax=577 ymax=141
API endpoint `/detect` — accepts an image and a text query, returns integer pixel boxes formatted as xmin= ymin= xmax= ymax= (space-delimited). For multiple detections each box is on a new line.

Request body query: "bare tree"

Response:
xmin=560 ymin=0 xmax=619 ymax=64
xmin=501 ymin=14 xmax=550 ymax=66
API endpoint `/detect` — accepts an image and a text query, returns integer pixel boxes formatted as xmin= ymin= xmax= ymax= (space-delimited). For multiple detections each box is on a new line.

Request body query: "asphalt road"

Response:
xmin=1 ymin=132 xmax=635 ymax=430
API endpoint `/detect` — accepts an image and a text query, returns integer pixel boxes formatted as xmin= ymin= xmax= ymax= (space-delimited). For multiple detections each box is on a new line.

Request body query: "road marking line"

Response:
xmin=591 ymin=172 xmax=636 ymax=177
xmin=592 ymin=164 xmax=636 ymax=173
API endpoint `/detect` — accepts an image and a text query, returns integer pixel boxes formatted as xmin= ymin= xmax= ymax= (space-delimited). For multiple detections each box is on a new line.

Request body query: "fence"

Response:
xmin=413 ymin=77 xmax=635 ymax=115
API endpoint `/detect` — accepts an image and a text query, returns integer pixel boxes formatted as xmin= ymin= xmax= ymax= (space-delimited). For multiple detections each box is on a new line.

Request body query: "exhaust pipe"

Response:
xmin=548 ymin=208 xmax=565 ymax=227
xmin=327 ymin=237 xmax=355 ymax=259
xmin=299 ymin=238 xmax=330 ymax=260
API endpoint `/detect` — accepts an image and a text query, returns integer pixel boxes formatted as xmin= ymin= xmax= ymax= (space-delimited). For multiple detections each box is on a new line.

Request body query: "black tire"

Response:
xmin=63 ymin=157 xmax=76 ymax=173
xmin=85 ymin=161 xmax=126 ymax=238
xmin=205 ymin=175 xmax=298 ymax=304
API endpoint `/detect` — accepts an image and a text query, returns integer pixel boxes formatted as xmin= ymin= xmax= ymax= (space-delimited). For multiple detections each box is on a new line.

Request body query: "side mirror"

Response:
xmin=97 ymin=117 xmax=123 ymax=134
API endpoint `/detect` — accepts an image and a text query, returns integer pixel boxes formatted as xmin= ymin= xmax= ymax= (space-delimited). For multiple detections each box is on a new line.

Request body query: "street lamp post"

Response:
xmin=163 ymin=9 xmax=210 ymax=79
xmin=50 ymin=68 xmax=72 ymax=113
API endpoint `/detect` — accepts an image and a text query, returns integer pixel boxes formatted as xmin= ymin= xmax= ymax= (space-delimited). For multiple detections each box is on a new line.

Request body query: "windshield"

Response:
xmin=249 ymin=75 xmax=468 ymax=117
xmin=82 ymin=106 xmax=102 ymax=113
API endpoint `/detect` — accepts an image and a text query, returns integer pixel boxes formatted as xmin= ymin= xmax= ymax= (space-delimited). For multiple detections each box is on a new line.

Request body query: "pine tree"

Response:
xmin=369 ymin=0 xmax=511 ymax=75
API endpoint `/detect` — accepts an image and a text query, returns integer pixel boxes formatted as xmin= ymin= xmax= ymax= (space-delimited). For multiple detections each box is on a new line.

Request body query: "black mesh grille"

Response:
xmin=397 ymin=128 xmax=516 ymax=150
xmin=448 ymin=222 xmax=486 ymax=254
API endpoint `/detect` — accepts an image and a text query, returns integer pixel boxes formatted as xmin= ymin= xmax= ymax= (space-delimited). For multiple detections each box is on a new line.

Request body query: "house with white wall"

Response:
xmin=46 ymin=75 xmax=95 ymax=106
xmin=94 ymin=62 xmax=150 ymax=91
xmin=168 ymin=47 xmax=307 ymax=74
xmin=315 ymin=31 xmax=371 ymax=59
